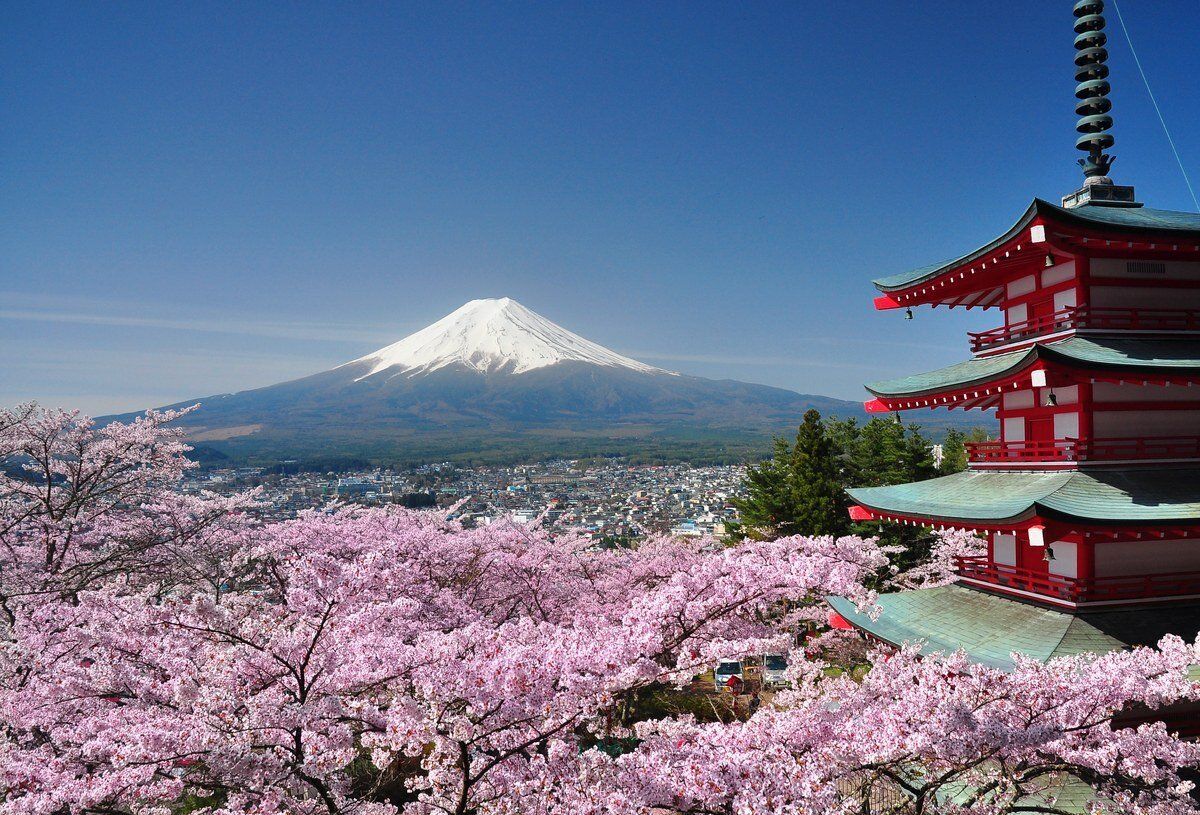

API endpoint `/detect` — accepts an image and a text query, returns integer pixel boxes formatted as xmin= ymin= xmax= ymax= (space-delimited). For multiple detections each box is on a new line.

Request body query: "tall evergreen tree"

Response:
xmin=939 ymin=428 xmax=968 ymax=475
xmin=730 ymin=437 xmax=802 ymax=541
xmin=731 ymin=411 xmax=947 ymax=574
xmin=730 ymin=410 xmax=850 ymax=540
xmin=788 ymin=409 xmax=852 ymax=538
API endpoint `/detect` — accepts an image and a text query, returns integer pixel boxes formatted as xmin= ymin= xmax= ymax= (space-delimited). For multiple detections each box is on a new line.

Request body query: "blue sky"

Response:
xmin=3 ymin=1 xmax=1198 ymax=415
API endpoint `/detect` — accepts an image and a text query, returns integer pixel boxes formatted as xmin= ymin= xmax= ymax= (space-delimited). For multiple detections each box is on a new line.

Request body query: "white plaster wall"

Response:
xmin=1048 ymin=385 xmax=1079 ymax=405
xmin=1003 ymin=417 xmax=1025 ymax=442
xmin=993 ymin=533 xmax=1017 ymax=566
xmin=1042 ymin=263 xmax=1077 ymax=287
xmin=1048 ymin=540 xmax=1078 ymax=578
xmin=1007 ymin=275 xmax=1037 ymax=299
xmin=1008 ymin=303 xmax=1028 ymax=324
xmin=1053 ymin=412 xmax=1080 ymax=439
xmin=1053 ymin=288 xmax=1078 ymax=312
xmin=1093 ymin=383 xmax=1200 ymax=403
xmin=1092 ymin=410 xmax=1200 ymax=438
xmin=1089 ymin=286 xmax=1200 ymax=310
xmin=1003 ymin=390 xmax=1035 ymax=410
xmin=1094 ymin=539 xmax=1200 ymax=577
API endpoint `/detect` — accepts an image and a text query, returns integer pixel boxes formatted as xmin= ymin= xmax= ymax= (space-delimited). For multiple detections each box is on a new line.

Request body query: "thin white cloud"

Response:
xmin=0 ymin=307 xmax=402 ymax=344
xmin=627 ymin=350 xmax=879 ymax=371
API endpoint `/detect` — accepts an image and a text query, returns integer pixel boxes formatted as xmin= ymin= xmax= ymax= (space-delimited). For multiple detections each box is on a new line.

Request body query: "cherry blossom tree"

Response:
xmin=2 ymin=405 xmax=1199 ymax=815
xmin=0 ymin=404 xmax=257 ymax=632
xmin=890 ymin=527 xmax=989 ymax=590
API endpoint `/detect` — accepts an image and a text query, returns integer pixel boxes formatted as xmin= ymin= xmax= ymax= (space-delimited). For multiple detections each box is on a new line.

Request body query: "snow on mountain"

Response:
xmin=345 ymin=298 xmax=673 ymax=379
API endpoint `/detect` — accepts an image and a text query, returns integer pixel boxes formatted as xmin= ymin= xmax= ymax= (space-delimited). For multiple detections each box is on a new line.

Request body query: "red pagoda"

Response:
xmin=830 ymin=0 xmax=1200 ymax=670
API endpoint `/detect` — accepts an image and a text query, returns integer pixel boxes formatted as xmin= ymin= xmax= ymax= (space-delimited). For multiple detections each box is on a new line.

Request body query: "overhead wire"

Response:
xmin=1109 ymin=0 xmax=1200 ymax=211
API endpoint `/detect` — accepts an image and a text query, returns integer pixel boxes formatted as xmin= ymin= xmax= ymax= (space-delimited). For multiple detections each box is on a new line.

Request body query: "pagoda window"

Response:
xmin=1090 ymin=258 xmax=1200 ymax=281
xmin=1092 ymin=382 xmax=1200 ymax=404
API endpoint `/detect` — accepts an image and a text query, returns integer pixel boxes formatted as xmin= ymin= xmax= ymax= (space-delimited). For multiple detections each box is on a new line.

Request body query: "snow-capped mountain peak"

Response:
xmin=346 ymin=298 xmax=673 ymax=379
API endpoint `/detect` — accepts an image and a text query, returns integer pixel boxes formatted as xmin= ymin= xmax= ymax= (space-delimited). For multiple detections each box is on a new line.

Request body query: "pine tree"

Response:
xmin=939 ymin=428 xmax=968 ymax=475
xmin=899 ymin=423 xmax=938 ymax=482
xmin=730 ymin=410 xmax=850 ymax=540
xmin=729 ymin=437 xmax=802 ymax=541
xmin=788 ymin=409 xmax=852 ymax=538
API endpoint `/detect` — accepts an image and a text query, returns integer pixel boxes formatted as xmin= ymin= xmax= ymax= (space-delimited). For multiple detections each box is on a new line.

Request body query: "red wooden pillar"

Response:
xmin=1075 ymin=253 xmax=1091 ymax=311
xmin=1078 ymin=533 xmax=1097 ymax=583
xmin=1078 ymin=381 xmax=1095 ymax=458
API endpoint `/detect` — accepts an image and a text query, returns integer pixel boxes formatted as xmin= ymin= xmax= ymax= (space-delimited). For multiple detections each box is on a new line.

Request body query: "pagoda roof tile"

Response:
xmin=827 ymin=584 xmax=1200 ymax=670
xmin=874 ymin=199 xmax=1200 ymax=293
xmin=847 ymin=467 xmax=1200 ymax=525
xmin=865 ymin=336 xmax=1200 ymax=398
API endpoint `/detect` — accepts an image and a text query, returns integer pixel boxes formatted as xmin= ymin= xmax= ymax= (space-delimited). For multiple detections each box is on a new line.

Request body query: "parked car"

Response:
xmin=762 ymin=654 xmax=789 ymax=688
xmin=713 ymin=659 xmax=744 ymax=691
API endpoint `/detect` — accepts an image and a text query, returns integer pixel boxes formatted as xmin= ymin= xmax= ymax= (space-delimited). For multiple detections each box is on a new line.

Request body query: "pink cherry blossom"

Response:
xmin=3 ymin=405 xmax=1199 ymax=815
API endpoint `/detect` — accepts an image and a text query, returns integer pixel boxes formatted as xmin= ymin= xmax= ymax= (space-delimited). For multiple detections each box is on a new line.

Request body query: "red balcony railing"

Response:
xmin=956 ymin=556 xmax=1200 ymax=603
xmin=968 ymin=305 xmax=1200 ymax=353
xmin=1077 ymin=436 xmax=1200 ymax=461
xmin=969 ymin=307 xmax=1082 ymax=353
xmin=966 ymin=436 xmax=1200 ymax=465
xmin=965 ymin=439 xmax=1080 ymax=463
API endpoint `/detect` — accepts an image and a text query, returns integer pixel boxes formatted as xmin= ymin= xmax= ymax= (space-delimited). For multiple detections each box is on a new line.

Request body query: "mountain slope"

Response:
xmin=107 ymin=298 xmax=968 ymax=465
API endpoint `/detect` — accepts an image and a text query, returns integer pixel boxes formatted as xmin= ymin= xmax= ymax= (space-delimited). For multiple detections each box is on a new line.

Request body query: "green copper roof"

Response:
xmin=873 ymin=199 xmax=1200 ymax=292
xmin=828 ymin=584 xmax=1200 ymax=671
xmin=866 ymin=346 xmax=1032 ymax=398
xmin=865 ymin=336 xmax=1200 ymax=398
xmin=848 ymin=467 xmax=1200 ymax=525
xmin=1050 ymin=200 xmax=1200 ymax=232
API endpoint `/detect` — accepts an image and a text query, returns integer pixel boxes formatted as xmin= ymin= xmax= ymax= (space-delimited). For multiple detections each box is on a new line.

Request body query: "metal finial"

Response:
xmin=1073 ymin=0 xmax=1115 ymax=179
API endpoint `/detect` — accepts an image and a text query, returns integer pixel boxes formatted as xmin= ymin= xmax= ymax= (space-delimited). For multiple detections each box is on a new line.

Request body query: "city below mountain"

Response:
xmin=108 ymin=298 xmax=981 ymax=466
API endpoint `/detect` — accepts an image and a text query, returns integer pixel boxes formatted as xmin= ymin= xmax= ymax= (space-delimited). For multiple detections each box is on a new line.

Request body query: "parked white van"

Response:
xmin=762 ymin=654 xmax=789 ymax=688
xmin=713 ymin=659 xmax=744 ymax=691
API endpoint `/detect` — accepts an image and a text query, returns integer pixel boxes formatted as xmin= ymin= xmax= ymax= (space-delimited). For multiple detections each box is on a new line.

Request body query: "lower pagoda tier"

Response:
xmin=848 ymin=467 xmax=1200 ymax=609
xmin=828 ymin=585 xmax=1200 ymax=672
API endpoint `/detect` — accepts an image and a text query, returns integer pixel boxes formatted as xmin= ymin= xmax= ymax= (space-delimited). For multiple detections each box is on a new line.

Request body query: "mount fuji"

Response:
xmin=111 ymin=298 xmax=865 ymax=465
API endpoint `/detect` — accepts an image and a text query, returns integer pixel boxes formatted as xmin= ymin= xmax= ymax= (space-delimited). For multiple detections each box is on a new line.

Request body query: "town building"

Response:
xmin=831 ymin=0 xmax=1200 ymax=671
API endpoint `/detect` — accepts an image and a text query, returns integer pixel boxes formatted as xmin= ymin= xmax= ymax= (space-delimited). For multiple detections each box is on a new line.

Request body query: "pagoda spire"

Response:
xmin=1073 ymin=0 xmax=1115 ymax=179
xmin=1070 ymin=0 xmax=1113 ymax=178
xmin=1062 ymin=0 xmax=1138 ymax=208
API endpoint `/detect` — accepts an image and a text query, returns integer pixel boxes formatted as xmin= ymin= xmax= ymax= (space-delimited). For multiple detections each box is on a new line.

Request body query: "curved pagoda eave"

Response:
xmin=827 ymin=585 xmax=1200 ymax=671
xmin=847 ymin=467 xmax=1200 ymax=529
xmin=863 ymin=336 xmax=1200 ymax=410
xmin=872 ymin=199 xmax=1200 ymax=310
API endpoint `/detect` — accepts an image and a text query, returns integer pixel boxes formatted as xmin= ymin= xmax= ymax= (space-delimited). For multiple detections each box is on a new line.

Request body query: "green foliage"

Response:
xmin=730 ymin=410 xmax=851 ymax=541
xmin=937 ymin=426 xmax=992 ymax=476
xmin=731 ymin=411 xmax=945 ymax=572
